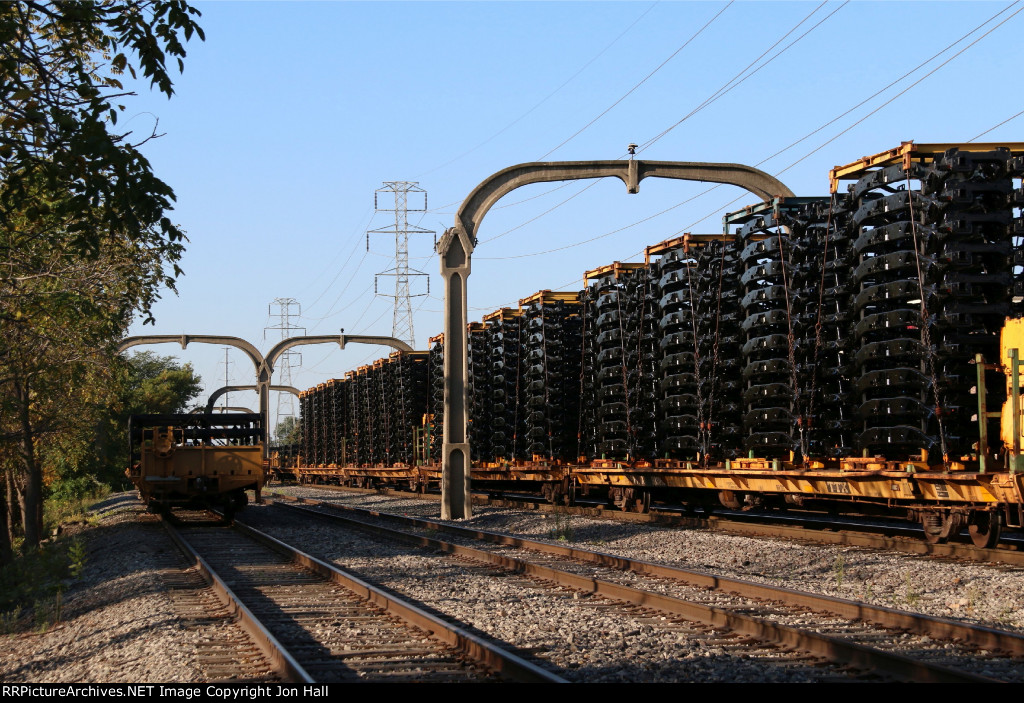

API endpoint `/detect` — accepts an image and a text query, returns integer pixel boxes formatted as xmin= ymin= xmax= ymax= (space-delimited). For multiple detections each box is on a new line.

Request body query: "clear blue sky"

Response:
xmin=123 ymin=0 xmax=1024 ymax=431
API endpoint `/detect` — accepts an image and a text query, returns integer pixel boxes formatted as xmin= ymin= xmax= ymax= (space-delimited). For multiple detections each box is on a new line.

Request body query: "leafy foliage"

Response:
xmin=0 ymin=1 xmax=203 ymax=300
xmin=0 ymin=1 xmax=204 ymax=555
xmin=118 ymin=350 xmax=203 ymax=416
xmin=274 ymin=415 xmax=301 ymax=446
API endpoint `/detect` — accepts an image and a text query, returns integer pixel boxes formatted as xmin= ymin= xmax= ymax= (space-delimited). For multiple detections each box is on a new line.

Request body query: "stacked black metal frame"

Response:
xmin=485 ymin=309 xmax=525 ymax=462
xmin=520 ymin=293 xmax=583 ymax=462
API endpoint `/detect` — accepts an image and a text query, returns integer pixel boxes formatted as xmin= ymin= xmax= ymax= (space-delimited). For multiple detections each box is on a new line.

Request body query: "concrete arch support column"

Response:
xmin=440 ymin=230 xmax=473 ymax=519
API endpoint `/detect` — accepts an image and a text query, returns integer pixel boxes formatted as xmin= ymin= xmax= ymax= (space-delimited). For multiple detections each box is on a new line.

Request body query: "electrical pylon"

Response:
xmin=217 ymin=346 xmax=235 ymax=411
xmin=264 ymin=297 xmax=305 ymax=438
xmin=367 ymin=182 xmax=434 ymax=348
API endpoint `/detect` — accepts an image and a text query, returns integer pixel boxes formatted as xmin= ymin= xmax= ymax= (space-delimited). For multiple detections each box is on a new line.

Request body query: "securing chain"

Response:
xmin=775 ymin=222 xmax=800 ymax=460
xmin=804 ymin=193 xmax=838 ymax=462
xmin=683 ymin=236 xmax=707 ymax=459
xmin=906 ymin=170 xmax=948 ymax=464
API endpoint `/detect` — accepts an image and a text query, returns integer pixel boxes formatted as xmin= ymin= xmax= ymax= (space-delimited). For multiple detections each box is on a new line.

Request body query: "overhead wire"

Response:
xmin=421 ymin=3 xmax=660 ymax=215
xmin=422 ymin=0 xmax=830 ymax=219
xmin=481 ymin=0 xmax=1024 ymax=260
xmin=469 ymin=0 xmax=843 ymax=258
xmin=475 ymin=182 xmax=720 ymax=260
xmin=439 ymin=0 xmax=827 ymax=221
xmin=304 ymin=251 xmax=371 ymax=328
xmin=414 ymin=1 xmax=659 ymax=181
xmin=300 ymin=206 xmax=375 ymax=312
xmin=969 ymin=106 xmax=1024 ymax=142
xmin=301 ymin=3 xmax=1023 ymax=386
xmin=636 ymin=0 xmax=842 ymax=154
xmin=478 ymin=179 xmax=604 ymax=244
xmin=536 ymin=0 xmax=734 ymax=162
xmin=772 ymin=1 xmax=1024 ymax=179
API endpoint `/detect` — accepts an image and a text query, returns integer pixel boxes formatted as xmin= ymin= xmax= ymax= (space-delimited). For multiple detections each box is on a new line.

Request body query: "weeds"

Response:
xmin=833 ymin=554 xmax=845 ymax=588
xmin=33 ymin=590 xmax=63 ymax=632
xmin=68 ymin=539 xmax=87 ymax=579
xmin=0 ymin=537 xmax=87 ymax=634
xmin=966 ymin=586 xmax=980 ymax=614
xmin=904 ymin=573 xmax=920 ymax=607
xmin=547 ymin=512 xmax=574 ymax=542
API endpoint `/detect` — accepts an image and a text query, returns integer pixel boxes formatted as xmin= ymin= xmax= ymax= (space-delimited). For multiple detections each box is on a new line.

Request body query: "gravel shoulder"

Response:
xmin=2 ymin=494 xmax=232 ymax=683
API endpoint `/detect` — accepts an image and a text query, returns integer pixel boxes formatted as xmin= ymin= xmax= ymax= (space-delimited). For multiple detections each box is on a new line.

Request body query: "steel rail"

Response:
xmin=226 ymin=518 xmax=567 ymax=683
xmin=274 ymin=492 xmax=1024 ymax=656
xmin=701 ymin=515 xmax=1024 ymax=565
xmin=268 ymin=484 xmax=1024 ymax=565
xmin=272 ymin=499 xmax=1003 ymax=683
xmin=161 ymin=518 xmax=315 ymax=683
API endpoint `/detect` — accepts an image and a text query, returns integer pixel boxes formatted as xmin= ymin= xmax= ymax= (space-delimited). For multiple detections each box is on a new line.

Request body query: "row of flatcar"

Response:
xmin=278 ymin=142 xmax=1024 ymax=548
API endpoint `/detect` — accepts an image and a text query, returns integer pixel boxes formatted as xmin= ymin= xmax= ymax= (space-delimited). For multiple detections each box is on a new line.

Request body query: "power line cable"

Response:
xmin=414 ymin=2 xmax=659 ymax=181
xmin=399 ymin=4 xmax=1023 ymax=359
xmin=304 ymin=251 xmax=371 ymax=329
xmin=478 ymin=1 xmax=1024 ymax=262
xmin=637 ymin=0 xmax=843 ymax=153
xmin=536 ymin=0 xmax=733 ymax=161
xmin=301 ymin=204 xmax=378 ymax=313
xmin=750 ymin=1 xmax=1020 ymax=172
xmin=969 ymin=106 xmax=1024 ymax=142
xmin=479 ymin=180 xmax=604 ymax=244
xmin=476 ymin=183 xmax=718 ymax=260
xmin=773 ymin=2 xmax=1024 ymax=178
xmin=467 ymin=2 xmax=841 ymax=254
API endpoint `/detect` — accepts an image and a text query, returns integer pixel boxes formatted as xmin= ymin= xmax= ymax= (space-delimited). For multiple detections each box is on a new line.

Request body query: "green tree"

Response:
xmin=81 ymin=351 xmax=203 ymax=492
xmin=119 ymin=351 xmax=203 ymax=416
xmin=0 ymin=1 xmax=203 ymax=276
xmin=0 ymin=1 xmax=203 ymax=557
xmin=274 ymin=416 xmax=301 ymax=447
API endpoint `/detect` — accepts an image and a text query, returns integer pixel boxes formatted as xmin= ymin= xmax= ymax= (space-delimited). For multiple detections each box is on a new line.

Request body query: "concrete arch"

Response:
xmin=191 ymin=406 xmax=256 ymax=414
xmin=437 ymin=159 xmax=794 ymax=519
xmin=451 ymin=160 xmax=794 ymax=245
xmin=204 ymin=385 xmax=301 ymax=415
xmin=118 ymin=332 xmax=411 ymax=455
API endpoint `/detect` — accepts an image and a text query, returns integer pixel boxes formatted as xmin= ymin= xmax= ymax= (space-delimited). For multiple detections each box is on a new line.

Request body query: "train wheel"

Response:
xmin=967 ymin=511 xmax=1001 ymax=549
xmin=717 ymin=490 xmax=742 ymax=510
xmin=921 ymin=511 xmax=964 ymax=545
xmin=634 ymin=490 xmax=651 ymax=514
xmin=562 ymin=479 xmax=576 ymax=507
xmin=608 ymin=487 xmax=627 ymax=511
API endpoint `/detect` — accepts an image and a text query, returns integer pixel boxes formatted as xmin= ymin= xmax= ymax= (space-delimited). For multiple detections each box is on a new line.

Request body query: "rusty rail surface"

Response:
xmin=162 ymin=517 xmax=314 ymax=683
xmin=267 ymin=484 xmax=1024 ymax=566
xmin=272 ymin=498 xmax=1011 ymax=683
xmin=165 ymin=512 xmax=564 ymax=683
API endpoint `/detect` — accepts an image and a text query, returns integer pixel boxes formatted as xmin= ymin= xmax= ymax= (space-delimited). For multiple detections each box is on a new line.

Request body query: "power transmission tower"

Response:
xmin=217 ymin=346 xmax=235 ymax=412
xmin=367 ymin=182 xmax=434 ymax=348
xmin=265 ymin=298 xmax=305 ymax=438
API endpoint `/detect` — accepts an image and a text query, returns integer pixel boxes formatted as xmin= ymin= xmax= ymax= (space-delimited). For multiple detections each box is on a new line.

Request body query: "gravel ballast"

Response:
xmin=3 ymin=486 xmax=1023 ymax=682
xmin=268 ymin=485 xmax=1024 ymax=634
xmin=1 ymin=494 xmax=272 ymax=683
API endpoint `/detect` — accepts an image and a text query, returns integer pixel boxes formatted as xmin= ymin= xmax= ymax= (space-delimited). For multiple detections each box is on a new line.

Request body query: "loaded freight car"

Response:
xmin=127 ymin=413 xmax=264 ymax=515
xmin=290 ymin=141 xmax=1024 ymax=547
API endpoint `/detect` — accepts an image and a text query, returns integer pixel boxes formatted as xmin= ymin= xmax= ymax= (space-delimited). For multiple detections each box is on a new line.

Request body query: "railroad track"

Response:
xmin=162 ymin=512 xmax=564 ymax=682
xmin=261 ymin=494 xmax=1024 ymax=683
xmin=270 ymin=483 xmax=1024 ymax=566
xmin=138 ymin=512 xmax=279 ymax=682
